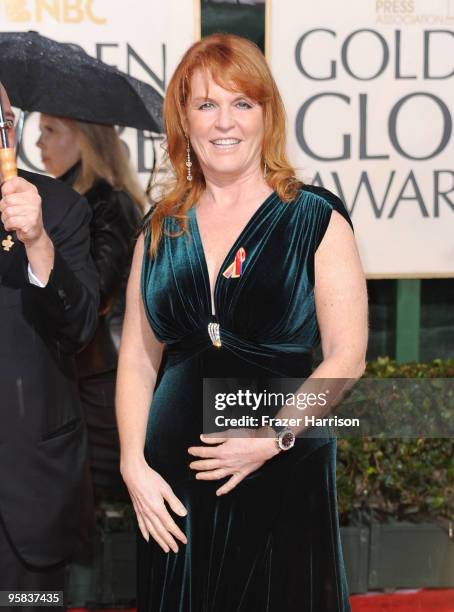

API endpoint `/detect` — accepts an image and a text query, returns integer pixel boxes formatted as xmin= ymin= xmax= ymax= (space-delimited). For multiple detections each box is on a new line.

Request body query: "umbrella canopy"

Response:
xmin=0 ymin=31 xmax=163 ymax=132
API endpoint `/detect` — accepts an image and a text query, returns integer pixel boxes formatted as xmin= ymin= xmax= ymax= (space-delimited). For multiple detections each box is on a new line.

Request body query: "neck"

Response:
xmin=57 ymin=160 xmax=81 ymax=186
xmin=201 ymin=166 xmax=272 ymax=209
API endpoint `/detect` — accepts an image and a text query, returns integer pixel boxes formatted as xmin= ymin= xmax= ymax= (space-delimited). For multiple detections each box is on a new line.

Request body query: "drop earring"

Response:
xmin=263 ymin=160 xmax=268 ymax=178
xmin=186 ymin=137 xmax=193 ymax=182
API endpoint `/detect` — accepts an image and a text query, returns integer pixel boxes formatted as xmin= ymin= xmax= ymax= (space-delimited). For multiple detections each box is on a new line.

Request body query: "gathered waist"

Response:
xmin=164 ymin=323 xmax=313 ymax=375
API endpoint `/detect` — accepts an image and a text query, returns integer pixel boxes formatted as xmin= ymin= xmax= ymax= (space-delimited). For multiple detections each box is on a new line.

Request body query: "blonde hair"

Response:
xmin=68 ymin=120 xmax=146 ymax=211
xmin=147 ymin=33 xmax=302 ymax=256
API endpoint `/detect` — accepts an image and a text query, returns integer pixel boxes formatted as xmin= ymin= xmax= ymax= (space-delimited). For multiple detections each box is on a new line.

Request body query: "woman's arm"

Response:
xmin=115 ymin=232 xmax=162 ymax=468
xmin=116 ymin=234 xmax=187 ymax=553
xmin=313 ymin=208 xmax=368 ymax=377
xmin=258 ymin=209 xmax=368 ymax=426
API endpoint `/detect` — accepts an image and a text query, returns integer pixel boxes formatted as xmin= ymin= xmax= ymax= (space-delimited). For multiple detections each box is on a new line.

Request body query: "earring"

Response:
xmin=186 ymin=137 xmax=193 ymax=182
xmin=263 ymin=160 xmax=268 ymax=178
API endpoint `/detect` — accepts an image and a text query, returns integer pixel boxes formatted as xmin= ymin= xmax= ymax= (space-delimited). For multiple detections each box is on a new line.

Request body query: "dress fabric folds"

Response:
xmin=138 ymin=185 xmax=353 ymax=612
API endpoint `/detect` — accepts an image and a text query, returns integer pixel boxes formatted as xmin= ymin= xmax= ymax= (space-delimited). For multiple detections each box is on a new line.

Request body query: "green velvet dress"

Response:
xmin=138 ymin=185 xmax=353 ymax=612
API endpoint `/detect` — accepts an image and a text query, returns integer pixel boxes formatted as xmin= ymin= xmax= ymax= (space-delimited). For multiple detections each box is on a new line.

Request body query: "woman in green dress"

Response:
xmin=116 ymin=33 xmax=368 ymax=611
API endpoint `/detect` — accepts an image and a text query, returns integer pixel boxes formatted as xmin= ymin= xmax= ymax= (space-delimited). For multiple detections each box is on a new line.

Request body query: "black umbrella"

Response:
xmin=0 ymin=31 xmax=163 ymax=132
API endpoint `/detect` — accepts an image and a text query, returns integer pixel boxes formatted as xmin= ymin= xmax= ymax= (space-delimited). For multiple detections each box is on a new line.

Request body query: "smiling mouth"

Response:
xmin=210 ymin=138 xmax=242 ymax=148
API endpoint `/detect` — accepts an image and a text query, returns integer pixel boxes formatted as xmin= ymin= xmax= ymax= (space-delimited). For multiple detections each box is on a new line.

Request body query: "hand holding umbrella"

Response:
xmin=0 ymin=85 xmax=52 ymax=283
xmin=0 ymin=172 xmax=54 ymax=284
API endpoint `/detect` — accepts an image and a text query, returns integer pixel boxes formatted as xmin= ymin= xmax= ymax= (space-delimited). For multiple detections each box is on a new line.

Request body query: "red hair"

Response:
xmin=147 ymin=33 xmax=302 ymax=256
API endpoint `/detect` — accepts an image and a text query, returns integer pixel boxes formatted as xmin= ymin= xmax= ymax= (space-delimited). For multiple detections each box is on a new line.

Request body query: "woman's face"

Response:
xmin=36 ymin=114 xmax=81 ymax=177
xmin=184 ymin=70 xmax=264 ymax=181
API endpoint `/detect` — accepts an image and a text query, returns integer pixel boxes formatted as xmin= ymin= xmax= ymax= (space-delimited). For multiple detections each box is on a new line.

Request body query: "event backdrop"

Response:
xmin=1 ymin=0 xmax=452 ymax=277
xmin=268 ymin=0 xmax=454 ymax=277
xmin=0 ymin=0 xmax=198 ymax=185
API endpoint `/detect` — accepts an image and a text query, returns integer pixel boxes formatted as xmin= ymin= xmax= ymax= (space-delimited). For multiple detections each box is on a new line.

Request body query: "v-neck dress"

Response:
xmin=138 ymin=185 xmax=353 ymax=612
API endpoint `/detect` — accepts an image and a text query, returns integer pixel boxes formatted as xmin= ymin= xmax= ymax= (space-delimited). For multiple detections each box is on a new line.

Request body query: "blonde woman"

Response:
xmin=37 ymin=117 xmax=144 ymax=501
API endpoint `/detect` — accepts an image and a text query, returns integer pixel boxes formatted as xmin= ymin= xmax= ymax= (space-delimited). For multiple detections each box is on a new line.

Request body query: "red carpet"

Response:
xmin=350 ymin=589 xmax=454 ymax=611
xmin=69 ymin=590 xmax=454 ymax=611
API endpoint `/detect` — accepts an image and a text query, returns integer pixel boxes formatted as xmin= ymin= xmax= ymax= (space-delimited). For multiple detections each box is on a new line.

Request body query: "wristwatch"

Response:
xmin=272 ymin=426 xmax=296 ymax=451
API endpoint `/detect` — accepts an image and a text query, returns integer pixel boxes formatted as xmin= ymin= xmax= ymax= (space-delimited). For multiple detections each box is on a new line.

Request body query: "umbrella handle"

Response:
xmin=0 ymin=147 xmax=17 ymax=181
xmin=0 ymin=147 xmax=18 ymax=253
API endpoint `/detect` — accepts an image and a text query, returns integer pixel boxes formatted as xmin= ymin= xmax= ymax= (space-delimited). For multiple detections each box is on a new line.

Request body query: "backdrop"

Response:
xmin=1 ymin=0 xmax=452 ymax=277
xmin=268 ymin=0 xmax=454 ymax=277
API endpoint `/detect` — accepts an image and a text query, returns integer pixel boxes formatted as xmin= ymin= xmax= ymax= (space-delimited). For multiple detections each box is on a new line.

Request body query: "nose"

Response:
xmin=214 ymin=105 xmax=235 ymax=132
xmin=36 ymin=134 xmax=44 ymax=149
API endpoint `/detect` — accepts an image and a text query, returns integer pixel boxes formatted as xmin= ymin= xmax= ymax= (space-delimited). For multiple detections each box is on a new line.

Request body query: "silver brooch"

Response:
xmin=208 ymin=322 xmax=222 ymax=348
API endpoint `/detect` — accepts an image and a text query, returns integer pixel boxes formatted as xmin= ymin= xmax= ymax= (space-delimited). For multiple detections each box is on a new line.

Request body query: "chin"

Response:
xmin=46 ymin=165 xmax=58 ymax=176
xmin=211 ymin=162 xmax=244 ymax=175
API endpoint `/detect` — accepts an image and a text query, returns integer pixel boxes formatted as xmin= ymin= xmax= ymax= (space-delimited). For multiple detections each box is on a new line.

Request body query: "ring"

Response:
xmin=0 ymin=120 xmax=14 ymax=129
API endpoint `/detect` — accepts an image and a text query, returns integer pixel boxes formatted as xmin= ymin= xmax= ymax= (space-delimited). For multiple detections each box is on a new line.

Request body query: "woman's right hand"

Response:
xmin=121 ymin=457 xmax=188 ymax=553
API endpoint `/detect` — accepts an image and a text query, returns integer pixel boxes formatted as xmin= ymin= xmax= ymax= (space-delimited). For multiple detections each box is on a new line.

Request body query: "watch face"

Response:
xmin=280 ymin=430 xmax=295 ymax=450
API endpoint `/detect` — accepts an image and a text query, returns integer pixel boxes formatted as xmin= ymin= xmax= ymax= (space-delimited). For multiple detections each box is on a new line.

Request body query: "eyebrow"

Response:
xmin=191 ymin=95 xmax=251 ymax=103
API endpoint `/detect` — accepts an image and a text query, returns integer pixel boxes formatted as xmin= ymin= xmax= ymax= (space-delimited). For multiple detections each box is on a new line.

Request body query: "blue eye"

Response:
xmin=236 ymin=100 xmax=253 ymax=109
xmin=199 ymin=102 xmax=214 ymax=110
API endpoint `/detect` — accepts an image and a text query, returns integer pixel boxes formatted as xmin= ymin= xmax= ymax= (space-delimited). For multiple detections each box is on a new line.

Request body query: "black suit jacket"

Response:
xmin=0 ymin=169 xmax=99 ymax=567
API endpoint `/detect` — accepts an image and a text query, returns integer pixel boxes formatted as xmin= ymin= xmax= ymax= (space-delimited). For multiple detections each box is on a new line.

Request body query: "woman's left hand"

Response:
xmin=187 ymin=429 xmax=280 ymax=496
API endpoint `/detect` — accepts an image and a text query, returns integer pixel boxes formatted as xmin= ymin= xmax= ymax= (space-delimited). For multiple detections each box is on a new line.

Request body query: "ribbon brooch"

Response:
xmin=222 ymin=247 xmax=247 ymax=278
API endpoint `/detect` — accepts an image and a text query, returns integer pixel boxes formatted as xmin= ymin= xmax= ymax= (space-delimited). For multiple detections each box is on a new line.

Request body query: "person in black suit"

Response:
xmin=0 ymin=82 xmax=99 ymax=610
